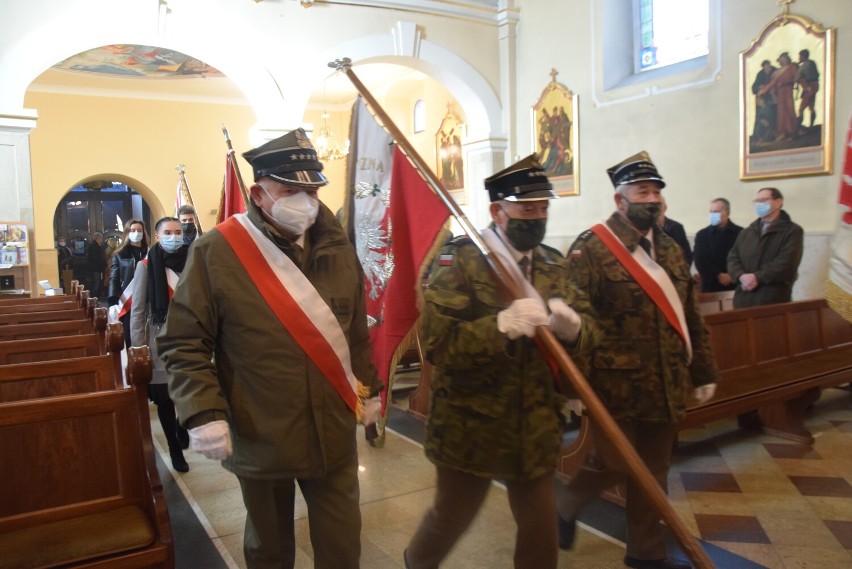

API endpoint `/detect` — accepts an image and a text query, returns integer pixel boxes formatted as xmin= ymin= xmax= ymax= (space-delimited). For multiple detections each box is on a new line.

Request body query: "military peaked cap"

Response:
xmin=484 ymin=154 xmax=557 ymax=202
xmin=242 ymin=128 xmax=328 ymax=187
xmin=606 ymin=151 xmax=666 ymax=189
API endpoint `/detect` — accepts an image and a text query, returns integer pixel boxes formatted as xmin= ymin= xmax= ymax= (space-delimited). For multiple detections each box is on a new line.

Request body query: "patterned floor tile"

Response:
xmin=694 ymin=514 xmax=770 ymax=544
xmin=680 ymin=472 xmax=742 ymax=493
xmin=762 ymin=442 xmax=822 ymax=460
xmin=788 ymin=475 xmax=852 ymax=498
xmin=824 ymin=520 xmax=852 ymax=549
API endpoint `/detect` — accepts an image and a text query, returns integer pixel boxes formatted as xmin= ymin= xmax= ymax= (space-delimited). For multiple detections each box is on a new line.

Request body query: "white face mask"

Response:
xmin=128 ymin=231 xmax=143 ymax=243
xmin=262 ymin=188 xmax=319 ymax=236
xmin=708 ymin=212 xmax=721 ymax=226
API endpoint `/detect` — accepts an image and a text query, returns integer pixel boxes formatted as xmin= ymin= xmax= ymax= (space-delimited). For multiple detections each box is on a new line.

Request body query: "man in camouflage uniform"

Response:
xmin=557 ymin=152 xmax=718 ymax=569
xmin=404 ymin=155 xmax=598 ymax=569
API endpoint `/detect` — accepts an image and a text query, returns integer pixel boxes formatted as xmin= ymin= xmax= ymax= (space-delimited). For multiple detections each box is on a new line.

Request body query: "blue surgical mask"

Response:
xmin=709 ymin=212 xmax=721 ymax=226
xmin=755 ymin=202 xmax=772 ymax=218
xmin=159 ymin=235 xmax=183 ymax=253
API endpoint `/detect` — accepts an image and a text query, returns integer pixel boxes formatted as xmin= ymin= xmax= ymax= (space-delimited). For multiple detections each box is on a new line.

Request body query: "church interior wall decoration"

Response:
xmin=532 ymin=69 xmax=579 ymax=196
xmin=740 ymin=10 xmax=834 ymax=180
xmin=435 ymin=104 xmax=466 ymax=204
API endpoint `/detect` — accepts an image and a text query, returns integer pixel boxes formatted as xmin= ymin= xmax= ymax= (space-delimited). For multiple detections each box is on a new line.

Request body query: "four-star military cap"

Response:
xmin=606 ymin=151 xmax=666 ymax=189
xmin=484 ymin=154 xmax=557 ymax=202
xmin=242 ymin=128 xmax=328 ymax=187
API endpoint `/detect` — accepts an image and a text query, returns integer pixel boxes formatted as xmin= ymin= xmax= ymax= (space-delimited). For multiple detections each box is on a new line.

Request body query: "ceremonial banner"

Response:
xmin=174 ymin=166 xmax=192 ymax=215
xmin=826 ymin=113 xmax=852 ymax=322
xmin=345 ymin=98 xmax=449 ymax=441
xmin=216 ymin=152 xmax=247 ymax=224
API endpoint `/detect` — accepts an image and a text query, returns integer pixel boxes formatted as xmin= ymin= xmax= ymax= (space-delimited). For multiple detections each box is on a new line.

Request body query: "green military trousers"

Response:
xmin=237 ymin=453 xmax=361 ymax=569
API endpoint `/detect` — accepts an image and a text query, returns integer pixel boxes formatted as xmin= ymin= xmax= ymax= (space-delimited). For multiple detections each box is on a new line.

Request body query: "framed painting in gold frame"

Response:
xmin=435 ymin=105 xmax=466 ymax=204
xmin=740 ymin=13 xmax=834 ymax=180
xmin=532 ymin=70 xmax=579 ymax=196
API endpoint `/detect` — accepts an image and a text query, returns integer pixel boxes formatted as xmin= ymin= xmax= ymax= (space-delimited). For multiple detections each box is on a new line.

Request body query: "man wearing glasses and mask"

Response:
xmin=727 ymin=187 xmax=804 ymax=309
xmin=405 ymin=155 xmax=599 ymax=569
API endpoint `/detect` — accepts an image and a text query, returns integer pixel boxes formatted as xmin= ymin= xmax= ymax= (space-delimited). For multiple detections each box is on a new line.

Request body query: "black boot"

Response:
xmin=558 ymin=515 xmax=577 ymax=550
xmin=176 ymin=426 xmax=190 ymax=450
xmin=170 ymin=449 xmax=189 ymax=473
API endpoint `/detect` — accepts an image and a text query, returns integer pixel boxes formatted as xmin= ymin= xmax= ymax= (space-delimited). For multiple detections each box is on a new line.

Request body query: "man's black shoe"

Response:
xmin=177 ymin=426 xmax=190 ymax=450
xmin=558 ymin=515 xmax=576 ymax=550
xmin=624 ymin=555 xmax=691 ymax=569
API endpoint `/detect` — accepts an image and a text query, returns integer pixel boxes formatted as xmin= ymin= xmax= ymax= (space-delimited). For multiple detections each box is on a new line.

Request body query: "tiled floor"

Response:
xmin=150 ymin=385 xmax=852 ymax=568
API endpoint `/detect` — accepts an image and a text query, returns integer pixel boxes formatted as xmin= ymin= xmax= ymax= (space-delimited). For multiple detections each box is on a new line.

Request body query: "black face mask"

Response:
xmin=623 ymin=201 xmax=661 ymax=232
xmin=504 ymin=217 xmax=547 ymax=252
xmin=181 ymin=222 xmax=197 ymax=245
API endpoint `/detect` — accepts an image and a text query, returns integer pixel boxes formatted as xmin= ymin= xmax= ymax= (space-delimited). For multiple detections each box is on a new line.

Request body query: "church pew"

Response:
xmin=0 ymin=321 xmax=124 ymax=365
xmin=0 ymin=300 xmax=78 ymax=314
xmin=696 ymin=290 xmax=735 ymax=313
xmin=0 ymin=306 xmax=107 ymax=342
xmin=558 ymin=299 xmax=852 ymax=487
xmin=0 ymin=351 xmax=125 ymax=403
xmin=0 ymin=307 xmax=87 ymax=325
xmin=0 ymin=294 xmax=71 ymax=307
xmin=0 ymin=346 xmax=174 ymax=569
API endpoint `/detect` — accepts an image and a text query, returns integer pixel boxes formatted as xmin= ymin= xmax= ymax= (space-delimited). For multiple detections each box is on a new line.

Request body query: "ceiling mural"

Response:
xmin=53 ymin=45 xmax=223 ymax=78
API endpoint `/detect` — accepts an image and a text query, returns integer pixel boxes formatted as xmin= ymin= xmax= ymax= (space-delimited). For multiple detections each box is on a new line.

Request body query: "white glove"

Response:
xmin=107 ymin=305 xmax=119 ymax=323
xmin=693 ymin=383 xmax=717 ymax=404
xmin=189 ymin=420 xmax=233 ymax=460
xmin=547 ymin=298 xmax=582 ymax=342
xmin=497 ymin=297 xmax=549 ymax=339
xmin=564 ymin=399 xmax=585 ymax=416
xmin=361 ymin=396 xmax=382 ymax=427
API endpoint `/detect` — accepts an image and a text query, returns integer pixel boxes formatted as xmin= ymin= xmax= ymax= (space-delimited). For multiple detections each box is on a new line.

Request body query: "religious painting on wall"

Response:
xmin=740 ymin=12 xmax=835 ymax=180
xmin=435 ymin=105 xmax=466 ymax=204
xmin=532 ymin=69 xmax=579 ymax=196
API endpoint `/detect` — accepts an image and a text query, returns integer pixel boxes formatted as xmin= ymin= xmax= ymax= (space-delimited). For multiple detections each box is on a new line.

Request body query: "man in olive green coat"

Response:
xmin=558 ymin=152 xmax=718 ymax=569
xmin=158 ymin=129 xmax=381 ymax=569
xmin=727 ymin=187 xmax=803 ymax=308
xmin=405 ymin=155 xmax=599 ymax=569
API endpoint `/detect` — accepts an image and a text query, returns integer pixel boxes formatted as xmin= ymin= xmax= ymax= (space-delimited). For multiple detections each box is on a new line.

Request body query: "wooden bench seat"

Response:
xmin=0 ymin=346 xmax=174 ymax=568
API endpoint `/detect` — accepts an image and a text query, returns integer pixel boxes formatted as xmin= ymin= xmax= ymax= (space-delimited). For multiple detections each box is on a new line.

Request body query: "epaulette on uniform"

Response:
xmin=566 ymin=230 xmax=594 ymax=261
xmin=448 ymin=235 xmax=474 ymax=248
xmin=539 ymin=243 xmax=563 ymax=258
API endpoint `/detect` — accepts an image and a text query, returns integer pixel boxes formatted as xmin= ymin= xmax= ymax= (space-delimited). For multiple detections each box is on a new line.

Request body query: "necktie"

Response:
xmin=518 ymin=256 xmax=530 ymax=281
xmin=638 ymin=237 xmax=652 ymax=256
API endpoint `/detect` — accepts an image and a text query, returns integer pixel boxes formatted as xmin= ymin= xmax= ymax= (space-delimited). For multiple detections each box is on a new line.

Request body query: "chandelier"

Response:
xmin=314 ymin=79 xmax=349 ymax=161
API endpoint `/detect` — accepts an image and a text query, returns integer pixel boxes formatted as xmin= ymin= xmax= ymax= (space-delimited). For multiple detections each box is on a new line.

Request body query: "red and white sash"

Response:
xmin=115 ymin=259 xmax=179 ymax=320
xmin=217 ymin=214 xmax=360 ymax=414
xmin=591 ymin=223 xmax=692 ymax=362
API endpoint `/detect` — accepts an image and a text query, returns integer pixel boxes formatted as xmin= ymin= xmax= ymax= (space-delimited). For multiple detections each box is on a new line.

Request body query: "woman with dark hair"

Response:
xmin=130 ymin=217 xmax=190 ymax=472
xmin=108 ymin=219 xmax=149 ymax=348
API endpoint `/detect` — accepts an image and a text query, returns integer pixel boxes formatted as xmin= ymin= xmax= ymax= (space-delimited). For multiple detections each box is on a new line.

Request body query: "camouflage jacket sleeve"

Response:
xmin=420 ymin=240 xmax=510 ymax=370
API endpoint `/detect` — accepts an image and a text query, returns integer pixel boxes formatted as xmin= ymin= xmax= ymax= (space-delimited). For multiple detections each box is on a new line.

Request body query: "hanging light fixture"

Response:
xmin=314 ymin=78 xmax=349 ymax=161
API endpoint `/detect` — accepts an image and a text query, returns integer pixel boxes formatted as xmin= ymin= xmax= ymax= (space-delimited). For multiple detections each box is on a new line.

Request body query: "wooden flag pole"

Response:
xmin=175 ymin=164 xmax=203 ymax=235
xmin=221 ymin=125 xmax=251 ymax=210
xmin=330 ymin=57 xmax=714 ymax=569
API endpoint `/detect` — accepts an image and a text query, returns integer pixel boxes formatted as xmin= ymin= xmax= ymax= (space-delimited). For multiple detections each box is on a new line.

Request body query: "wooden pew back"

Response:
xmin=0 ymin=322 xmax=124 ymax=365
xmin=0 ymin=346 xmax=174 ymax=568
xmin=0 ymin=308 xmax=87 ymax=326
xmin=0 ymin=353 xmax=123 ymax=403
xmin=0 ymin=307 xmax=107 ymax=342
xmin=0 ymin=295 xmax=72 ymax=307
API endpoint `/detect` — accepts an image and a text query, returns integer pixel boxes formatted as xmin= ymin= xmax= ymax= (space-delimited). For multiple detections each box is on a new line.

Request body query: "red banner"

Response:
xmin=217 ymin=153 xmax=247 ymax=224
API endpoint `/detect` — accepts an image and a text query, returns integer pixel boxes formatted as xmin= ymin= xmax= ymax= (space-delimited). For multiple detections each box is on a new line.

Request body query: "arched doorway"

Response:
xmin=53 ymin=179 xmax=152 ymax=295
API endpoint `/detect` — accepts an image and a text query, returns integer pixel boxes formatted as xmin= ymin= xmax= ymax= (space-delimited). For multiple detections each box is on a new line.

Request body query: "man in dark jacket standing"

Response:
xmin=727 ymin=187 xmax=803 ymax=308
xmin=693 ymin=198 xmax=742 ymax=292
xmin=558 ymin=151 xmax=718 ymax=569
xmin=404 ymin=155 xmax=598 ymax=569
xmin=159 ymin=129 xmax=382 ymax=569
xmin=86 ymin=232 xmax=105 ymax=297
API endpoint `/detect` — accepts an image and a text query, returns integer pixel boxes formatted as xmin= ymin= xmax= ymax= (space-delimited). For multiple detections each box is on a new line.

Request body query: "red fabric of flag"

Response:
xmin=371 ymin=147 xmax=449 ymax=412
xmin=840 ymin=114 xmax=852 ymax=224
xmin=217 ymin=152 xmax=247 ymax=224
